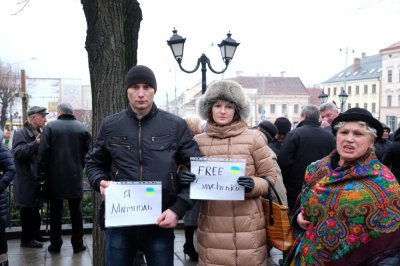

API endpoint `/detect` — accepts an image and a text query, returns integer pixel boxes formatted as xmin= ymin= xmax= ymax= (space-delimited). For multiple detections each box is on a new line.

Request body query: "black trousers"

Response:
xmin=49 ymin=198 xmax=84 ymax=249
xmin=0 ymin=228 xmax=7 ymax=254
xmin=20 ymin=207 xmax=42 ymax=243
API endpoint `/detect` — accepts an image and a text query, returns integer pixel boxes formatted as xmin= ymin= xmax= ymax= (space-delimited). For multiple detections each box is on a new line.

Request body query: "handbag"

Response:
xmin=261 ymin=178 xmax=293 ymax=251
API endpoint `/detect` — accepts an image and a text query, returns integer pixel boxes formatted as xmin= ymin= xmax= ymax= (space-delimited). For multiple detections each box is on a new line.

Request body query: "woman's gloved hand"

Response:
xmin=237 ymin=176 xmax=254 ymax=193
xmin=177 ymin=170 xmax=196 ymax=185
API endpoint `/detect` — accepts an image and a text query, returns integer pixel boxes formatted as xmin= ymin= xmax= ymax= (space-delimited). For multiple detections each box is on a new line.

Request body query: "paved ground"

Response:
xmin=7 ymin=229 xmax=282 ymax=265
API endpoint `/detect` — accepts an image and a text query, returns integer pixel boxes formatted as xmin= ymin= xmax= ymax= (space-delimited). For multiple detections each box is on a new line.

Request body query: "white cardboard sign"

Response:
xmin=105 ymin=181 xmax=162 ymax=227
xmin=190 ymin=157 xmax=246 ymax=200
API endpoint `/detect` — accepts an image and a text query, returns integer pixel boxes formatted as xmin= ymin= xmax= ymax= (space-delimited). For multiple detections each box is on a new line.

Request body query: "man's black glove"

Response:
xmin=177 ymin=170 xmax=196 ymax=185
xmin=237 ymin=176 xmax=254 ymax=193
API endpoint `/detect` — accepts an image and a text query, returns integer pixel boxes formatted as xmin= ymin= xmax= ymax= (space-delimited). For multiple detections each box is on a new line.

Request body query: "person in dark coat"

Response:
xmin=12 ymin=106 xmax=49 ymax=248
xmin=36 ymin=103 xmax=91 ymax=254
xmin=0 ymin=136 xmax=16 ymax=266
xmin=382 ymin=127 xmax=400 ymax=182
xmin=374 ymin=123 xmax=392 ymax=161
xmin=277 ymin=104 xmax=336 ymax=211
xmin=269 ymin=117 xmax=292 ymax=156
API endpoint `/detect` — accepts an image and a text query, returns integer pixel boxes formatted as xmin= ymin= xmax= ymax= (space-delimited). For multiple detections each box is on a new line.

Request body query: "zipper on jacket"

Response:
xmin=110 ymin=143 xmax=131 ymax=150
xmin=114 ymin=169 xmax=119 ymax=180
xmin=170 ymin=173 xmax=176 ymax=194
xmin=138 ymin=119 xmax=144 ymax=181
xmin=151 ymin=134 xmax=171 ymax=142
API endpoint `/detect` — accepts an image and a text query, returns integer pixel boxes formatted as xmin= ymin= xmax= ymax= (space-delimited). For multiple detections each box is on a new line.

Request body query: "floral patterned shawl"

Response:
xmin=286 ymin=150 xmax=400 ymax=265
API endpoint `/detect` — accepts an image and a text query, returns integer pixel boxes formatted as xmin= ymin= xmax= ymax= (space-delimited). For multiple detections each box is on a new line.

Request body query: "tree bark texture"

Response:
xmin=81 ymin=1 xmax=142 ymax=265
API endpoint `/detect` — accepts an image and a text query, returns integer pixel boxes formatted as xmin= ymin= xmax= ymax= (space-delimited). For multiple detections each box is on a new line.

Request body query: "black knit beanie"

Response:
xmin=274 ymin=117 xmax=292 ymax=135
xmin=258 ymin=121 xmax=278 ymax=142
xmin=125 ymin=65 xmax=157 ymax=92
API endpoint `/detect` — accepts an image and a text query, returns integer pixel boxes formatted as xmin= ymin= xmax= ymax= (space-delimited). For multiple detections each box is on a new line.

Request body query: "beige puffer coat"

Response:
xmin=194 ymin=121 xmax=277 ymax=266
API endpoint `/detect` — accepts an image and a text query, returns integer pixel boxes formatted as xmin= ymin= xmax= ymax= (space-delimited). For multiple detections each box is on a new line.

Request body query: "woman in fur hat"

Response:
xmin=180 ymin=80 xmax=277 ymax=265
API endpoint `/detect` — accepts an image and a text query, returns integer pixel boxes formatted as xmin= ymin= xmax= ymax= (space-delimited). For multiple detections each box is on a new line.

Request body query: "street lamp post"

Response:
xmin=339 ymin=48 xmax=354 ymax=112
xmin=167 ymin=28 xmax=240 ymax=94
xmin=338 ymin=88 xmax=349 ymax=112
xmin=318 ymin=90 xmax=328 ymax=104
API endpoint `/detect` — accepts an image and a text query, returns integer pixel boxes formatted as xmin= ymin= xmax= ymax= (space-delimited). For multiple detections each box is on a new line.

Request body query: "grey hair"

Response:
xmin=334 ymin=121 xmax=377 ymax=141
xmin=319 ymin=102 xmax=337 ymax=112
xmin=301 ymin=104 xmax=320 ymax=121
xmin=57 ymin=103 xmax=73 ymax=114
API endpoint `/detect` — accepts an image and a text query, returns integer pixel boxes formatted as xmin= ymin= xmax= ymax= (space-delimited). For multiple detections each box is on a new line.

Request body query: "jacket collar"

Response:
xmin=206 ymin=121 xmax=247 ymax=139
xmin=58 ymin=114 xmax=76 ymax=120
xmin=126 ymin=103 xmax=158 ymax=121
xmin=23 ymin=121 xmax=39 ymax=138
xmin=297 ymin=119 xmax=320 ymax=128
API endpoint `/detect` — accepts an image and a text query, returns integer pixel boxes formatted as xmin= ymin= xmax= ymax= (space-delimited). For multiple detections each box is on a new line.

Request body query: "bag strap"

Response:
xmin=265 ymin=178 xmax=283 ymax=226
xmin=265 ymin=178 xmax=283 ymax=205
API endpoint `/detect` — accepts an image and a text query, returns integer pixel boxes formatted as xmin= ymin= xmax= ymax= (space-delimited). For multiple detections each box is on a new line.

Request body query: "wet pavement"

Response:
xmin=7 ymin=229 xmax=282 ymax=265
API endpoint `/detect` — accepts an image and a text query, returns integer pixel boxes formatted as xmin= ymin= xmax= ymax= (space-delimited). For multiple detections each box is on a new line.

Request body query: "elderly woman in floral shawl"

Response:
xmin=286 ymin=107 xmax=400 ymax=266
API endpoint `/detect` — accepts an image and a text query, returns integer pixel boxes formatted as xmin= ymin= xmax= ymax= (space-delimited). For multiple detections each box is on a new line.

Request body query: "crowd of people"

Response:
xmin=0 ymin=64 xmax=399 ymax=266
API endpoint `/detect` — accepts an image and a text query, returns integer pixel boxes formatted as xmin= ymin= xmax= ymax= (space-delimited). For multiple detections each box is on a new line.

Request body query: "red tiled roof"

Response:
xmin=380 ymin=41 xmax=400 ymax=53
xmin=228 ymin=76 xmax=309 ymax=95
xmin=306 ymin=88 xmax=323 ymax=105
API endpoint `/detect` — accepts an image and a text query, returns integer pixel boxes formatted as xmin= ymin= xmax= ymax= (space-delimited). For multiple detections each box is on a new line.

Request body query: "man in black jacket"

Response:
xmin=36 ymin=103 xmax=91 ymax=254
xmin=86 ymin=65 xmax=201 ymax=266
xmin=277 ymin=104 xmax=335 ymax=211
xmin=12 ymin=106 xmax=49 ymax=248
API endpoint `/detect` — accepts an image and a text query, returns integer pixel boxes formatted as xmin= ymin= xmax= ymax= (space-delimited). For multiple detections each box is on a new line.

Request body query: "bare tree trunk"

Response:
xmin=81 ymin=1 xmax=142 ymax=265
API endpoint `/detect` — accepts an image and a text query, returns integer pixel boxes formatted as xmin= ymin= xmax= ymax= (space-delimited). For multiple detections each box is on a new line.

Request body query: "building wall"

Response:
xmin=321 ymin=78 xmax=381 ymax=119
xmin=380 ymin=47 xmax=400 ymax=131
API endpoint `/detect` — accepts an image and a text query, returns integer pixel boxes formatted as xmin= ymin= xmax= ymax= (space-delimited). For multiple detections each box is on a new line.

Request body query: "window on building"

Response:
xmin=372 ymin=84 xmax=376 ymax=94
xmin=372 ymin=103 xmax=376 ymax=113
xmin=388 ymin=70 xmax=392 ymax=83
xmin=364 ymin=85 xmax=368 ymax=94
xmin=282 ymin=104 xmax=287 ymax=115
xmin=356 ymin=85 xmax=360 ymax=94
xmin=387 ymin=95 xmax=392 ymax=107
xmin=294 ymin=104 xmax=299 ymax=114
xmin=386 ymin=116 xmax=397 ymax=132
xmin=270 ymin=104 xmax=275 ymax=114
xmin=398 ymin=95 xmax=400 ymax=106
xmin=356 ymin=103 xmax=359 ymax=108
xmin=328 ymin=87 xmax=331 ymax=95
xmin=348 ymin=103 xmax=351 ymax=109
xmin=348 ymin=86 xmax=351 ymax=95
xmin=364 ymin=103 xmax=368 ymax=109
xmin=334 ymin=87 xmax=337 ymax=95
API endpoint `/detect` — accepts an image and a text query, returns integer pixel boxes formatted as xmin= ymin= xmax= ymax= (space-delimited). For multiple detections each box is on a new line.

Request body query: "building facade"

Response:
xmin=321 ymin=53 xmax=381 ymax=119
xmin=380 ymin=41 xmax=400 ymax=131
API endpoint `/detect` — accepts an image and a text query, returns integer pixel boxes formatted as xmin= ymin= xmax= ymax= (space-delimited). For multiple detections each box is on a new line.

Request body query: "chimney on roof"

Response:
xmin=280 ymin=71 xmax=285 ymax=77
xmin=353 ymin=58 xmax=361 ymax=71
xmin=236 ymin=71 xmax=243 ymax=77
xmin=362 ymin=52 xmax=366 ymax=58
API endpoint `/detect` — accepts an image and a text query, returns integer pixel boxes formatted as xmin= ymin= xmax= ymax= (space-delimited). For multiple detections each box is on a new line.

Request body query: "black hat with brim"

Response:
xmin=331 ymin=107 xmax=383 ymax=140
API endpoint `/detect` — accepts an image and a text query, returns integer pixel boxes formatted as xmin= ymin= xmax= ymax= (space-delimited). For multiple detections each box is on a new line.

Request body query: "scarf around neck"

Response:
xmin=290 ymin=150 xmax=400 ymax=265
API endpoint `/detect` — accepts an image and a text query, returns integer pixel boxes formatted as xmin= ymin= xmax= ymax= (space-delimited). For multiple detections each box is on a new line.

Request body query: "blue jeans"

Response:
xmin=106 ymin=225 xmax=175 ymax=266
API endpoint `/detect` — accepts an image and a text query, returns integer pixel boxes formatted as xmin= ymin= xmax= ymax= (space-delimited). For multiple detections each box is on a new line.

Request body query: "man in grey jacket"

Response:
xmin=86 ymin=65 xmax=200 ymax=266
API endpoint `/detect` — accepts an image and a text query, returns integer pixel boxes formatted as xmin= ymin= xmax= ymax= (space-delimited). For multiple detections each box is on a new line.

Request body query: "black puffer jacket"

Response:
xmin=36 ymin=114 xmax=91 ymax=200
xmin=0 ymin=144 xmax=16 ymax=229
xmin=12 ymin=122 xmax=41 ymax=207
xmin=86 ymin=104 xmax=201 ymax=218
xmin=382 ymin=128 xmax=400 ymax=182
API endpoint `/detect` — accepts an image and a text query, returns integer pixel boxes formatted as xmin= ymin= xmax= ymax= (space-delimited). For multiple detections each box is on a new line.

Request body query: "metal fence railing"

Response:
xmin=7 ymin=182 xmax=93 ymax=228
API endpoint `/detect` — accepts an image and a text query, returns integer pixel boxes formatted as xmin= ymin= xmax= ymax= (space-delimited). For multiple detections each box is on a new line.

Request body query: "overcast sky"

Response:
xmin=1 ymin=0 xmax=399 ymax=105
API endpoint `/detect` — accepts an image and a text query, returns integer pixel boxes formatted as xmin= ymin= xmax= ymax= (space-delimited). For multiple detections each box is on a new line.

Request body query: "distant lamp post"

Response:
xmin=318 ymin=90 xmax=328 ymax=104
xmin=167 ymin=28 xmax=240 ymax=94
xmin=338 ymin=88 xmax=349 ymax=112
